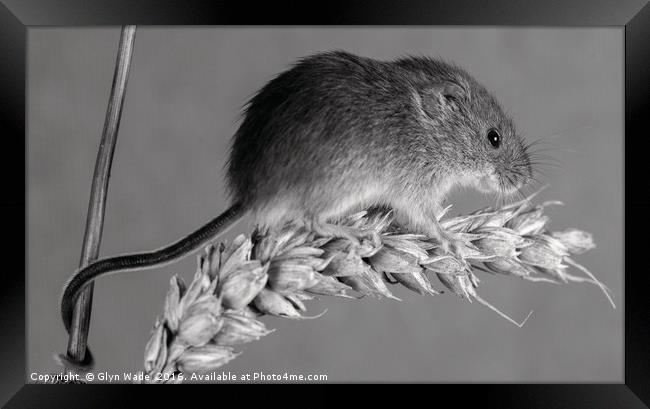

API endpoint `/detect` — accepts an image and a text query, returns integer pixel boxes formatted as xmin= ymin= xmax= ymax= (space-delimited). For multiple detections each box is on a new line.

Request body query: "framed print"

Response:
xmin=3 ymin=0 xmax=649 ymax=407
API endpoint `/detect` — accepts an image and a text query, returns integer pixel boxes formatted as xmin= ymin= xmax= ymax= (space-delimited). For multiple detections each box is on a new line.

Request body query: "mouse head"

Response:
xmin=401 ymin=57 xmax=534 ymax=196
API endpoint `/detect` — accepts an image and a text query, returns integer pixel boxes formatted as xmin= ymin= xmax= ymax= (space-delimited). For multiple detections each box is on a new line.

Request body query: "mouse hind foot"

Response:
xmin=437 ymin=232 xmax=468 ymax=257
xmin=429 ymin=223 xmax=475 ymax=260
xmin=310 ymin=220 xmax=382 ymax=248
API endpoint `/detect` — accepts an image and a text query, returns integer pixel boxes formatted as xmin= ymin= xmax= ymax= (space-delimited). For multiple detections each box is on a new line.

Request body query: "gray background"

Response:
xmin=28 ymin=27 xmax=623 ymax=382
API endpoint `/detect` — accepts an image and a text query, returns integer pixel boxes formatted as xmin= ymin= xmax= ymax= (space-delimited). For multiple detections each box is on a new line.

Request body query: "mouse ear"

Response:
xmin=436 ymin=82 xmax=466 ymax=103
xmin=419 ymin=81 xmax=467 ymax=117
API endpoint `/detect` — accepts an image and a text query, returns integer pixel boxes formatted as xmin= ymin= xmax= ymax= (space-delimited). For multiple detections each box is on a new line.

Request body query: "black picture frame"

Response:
xmin=3 ymin=0 xmax=648 ymax=406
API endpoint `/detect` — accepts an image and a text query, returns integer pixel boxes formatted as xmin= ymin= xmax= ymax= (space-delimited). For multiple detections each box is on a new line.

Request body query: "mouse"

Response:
xmin=60 ymin=50 xmax=534 ymax=366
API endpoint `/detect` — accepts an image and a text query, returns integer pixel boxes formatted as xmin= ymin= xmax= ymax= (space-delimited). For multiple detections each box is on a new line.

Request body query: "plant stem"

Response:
xmin=66 ymin=25 xmax=137 ymax=365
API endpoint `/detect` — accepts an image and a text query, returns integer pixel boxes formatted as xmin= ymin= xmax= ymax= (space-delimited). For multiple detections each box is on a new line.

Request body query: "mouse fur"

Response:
xmin=226 ymin=50 xmax=533 ymax=237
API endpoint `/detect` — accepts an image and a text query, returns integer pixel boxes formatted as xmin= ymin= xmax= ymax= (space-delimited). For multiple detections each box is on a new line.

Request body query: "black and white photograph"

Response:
xmin=3 ymin=0 xmax=649 ymax=405
xmin=27 ymin=26 xmax=623 ymax=383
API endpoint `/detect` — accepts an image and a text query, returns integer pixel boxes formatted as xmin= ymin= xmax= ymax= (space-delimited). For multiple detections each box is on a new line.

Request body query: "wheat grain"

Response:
xmin=137 ymin=190 xmax=613 ymax=383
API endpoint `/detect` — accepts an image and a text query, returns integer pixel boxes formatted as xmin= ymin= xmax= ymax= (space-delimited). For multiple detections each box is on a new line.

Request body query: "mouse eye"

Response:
xmin=487 ymin=128 xmax=501 ymax=149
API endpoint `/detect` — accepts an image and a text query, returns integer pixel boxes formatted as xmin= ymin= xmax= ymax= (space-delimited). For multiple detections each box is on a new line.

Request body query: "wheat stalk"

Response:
xmin=137 ymin=190 xmax=613 ymax=383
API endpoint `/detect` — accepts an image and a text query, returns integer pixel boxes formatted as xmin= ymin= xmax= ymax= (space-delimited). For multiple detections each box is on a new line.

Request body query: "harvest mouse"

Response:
xmin=61 ymin=50 xmax=533 ymax=365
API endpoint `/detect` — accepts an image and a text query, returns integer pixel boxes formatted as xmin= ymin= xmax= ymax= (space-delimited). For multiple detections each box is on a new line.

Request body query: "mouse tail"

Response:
xmin=60 ymin=202 xmax=245 ymax=339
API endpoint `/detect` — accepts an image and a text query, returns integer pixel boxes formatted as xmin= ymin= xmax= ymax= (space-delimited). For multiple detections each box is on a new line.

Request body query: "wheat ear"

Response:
xmin=138 ymin=190 xmax=612 ymax=383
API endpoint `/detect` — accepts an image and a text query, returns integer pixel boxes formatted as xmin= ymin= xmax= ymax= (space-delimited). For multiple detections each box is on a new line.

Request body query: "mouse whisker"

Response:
xmin=526 ymin=150 xmax=566 ymax=163
xmin=526 ymin=160 xmax=564 ymax=172
xmin=522 ymin=131 xmax=581 ymax=156
xmin=509 ymin=167 xmax=545 ymax=191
